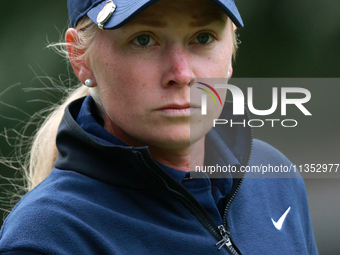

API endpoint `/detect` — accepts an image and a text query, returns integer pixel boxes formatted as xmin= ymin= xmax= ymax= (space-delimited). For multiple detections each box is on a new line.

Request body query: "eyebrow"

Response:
xmin=189 ymin=15 xmax=227 ymax=27
xmin=130 ymin=15 xmax=227 ymax=28
xmin=129 ymin=19 xmax=167 ymax=28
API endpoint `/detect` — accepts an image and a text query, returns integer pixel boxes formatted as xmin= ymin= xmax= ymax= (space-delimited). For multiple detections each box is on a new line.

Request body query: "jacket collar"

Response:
xmin=54 ymin=96 xmax=252 ymax=189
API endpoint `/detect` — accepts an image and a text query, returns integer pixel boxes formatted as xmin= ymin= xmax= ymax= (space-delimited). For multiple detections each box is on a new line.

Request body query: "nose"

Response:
xmin=161 ymin=45 xmax=195 ymax=88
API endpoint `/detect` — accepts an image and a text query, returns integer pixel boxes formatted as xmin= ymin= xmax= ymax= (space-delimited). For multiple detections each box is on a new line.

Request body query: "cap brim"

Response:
xmin=210 ymin=0 xmax=243 ymax=28
xmin=87 ymin=0 xmax=243 ymax=30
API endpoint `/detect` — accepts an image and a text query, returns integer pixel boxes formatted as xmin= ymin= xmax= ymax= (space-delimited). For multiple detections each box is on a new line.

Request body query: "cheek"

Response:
xmin=90 ymin=47 xmax=165 ymax=132
xmin=195 ymin=49 xmax=232 ymax=78
xmin=97 ymin=69 xmax=159 ymax=127
xmin=100 ymin=52 xmax=159 ymax=90
xmin=93 ymin=53 xmax=151 ymax=99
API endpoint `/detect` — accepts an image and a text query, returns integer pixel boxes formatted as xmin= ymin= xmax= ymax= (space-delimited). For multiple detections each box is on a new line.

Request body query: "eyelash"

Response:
xmin=132 ymin=34 xmax=157 ymax=47
xmin=131 ymin=32 xmax=217 ymax=48
xmin=193 ymin=33 xmax=215 ymax=44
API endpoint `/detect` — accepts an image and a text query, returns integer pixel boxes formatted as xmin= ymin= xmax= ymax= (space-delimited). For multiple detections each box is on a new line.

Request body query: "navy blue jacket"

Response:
xmin=0 ymin=97 xmax=318 ymax=254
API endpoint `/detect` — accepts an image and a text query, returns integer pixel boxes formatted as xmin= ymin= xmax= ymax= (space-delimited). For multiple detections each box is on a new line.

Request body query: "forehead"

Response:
xmin=125 ymin=0 xmax=228 ymax=28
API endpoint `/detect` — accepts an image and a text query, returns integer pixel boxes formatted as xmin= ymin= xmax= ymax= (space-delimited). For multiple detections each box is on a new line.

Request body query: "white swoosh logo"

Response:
xmin=271 ymin=206 xmax=291 ymax=230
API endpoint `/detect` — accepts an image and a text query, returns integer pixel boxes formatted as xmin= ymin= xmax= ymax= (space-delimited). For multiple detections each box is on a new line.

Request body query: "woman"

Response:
xmin=0 ymin=0 xmax=318 ymax=254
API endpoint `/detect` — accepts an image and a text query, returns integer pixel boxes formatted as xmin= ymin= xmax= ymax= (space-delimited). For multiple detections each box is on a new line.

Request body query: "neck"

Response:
xmin=148 ymin=137 xmax=205 ymax=172
xmin=103 ymin=114 xmax=206 ymax=172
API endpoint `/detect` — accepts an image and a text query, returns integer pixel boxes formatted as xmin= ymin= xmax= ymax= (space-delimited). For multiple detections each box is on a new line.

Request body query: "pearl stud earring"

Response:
xmin=84 ymin=79 xmax=94 ymax=87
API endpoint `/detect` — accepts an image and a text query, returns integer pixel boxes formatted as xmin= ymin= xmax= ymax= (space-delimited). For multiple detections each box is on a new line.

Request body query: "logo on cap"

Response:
xmin=97 ymin=0 xmax=116 ymax=30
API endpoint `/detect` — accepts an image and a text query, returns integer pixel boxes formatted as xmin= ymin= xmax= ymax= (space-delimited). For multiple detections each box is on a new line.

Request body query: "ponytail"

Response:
xmin=26 ymin=86 xmax=89 ymax=190
xmin=24 ymin=17 xmax=100 ymax=191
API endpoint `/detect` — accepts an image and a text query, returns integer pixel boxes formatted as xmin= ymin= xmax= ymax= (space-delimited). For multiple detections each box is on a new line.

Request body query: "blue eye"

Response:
xmin=195 ymin=33 xmax=213 ymax=44
xmin=133 ymin=35 xmax=156 ymax=46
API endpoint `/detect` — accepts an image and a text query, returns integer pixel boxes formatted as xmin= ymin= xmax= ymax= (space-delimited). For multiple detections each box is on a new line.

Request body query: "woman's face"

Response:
xmin=87 ymin=0 xmax=234 ymax=149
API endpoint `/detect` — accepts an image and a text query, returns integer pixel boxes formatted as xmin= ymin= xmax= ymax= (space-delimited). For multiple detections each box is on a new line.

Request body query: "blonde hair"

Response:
xmin=14 ymin=16 xmax=239 ymax=192
xmin=25 ymin=17 xmax=98 ymax=191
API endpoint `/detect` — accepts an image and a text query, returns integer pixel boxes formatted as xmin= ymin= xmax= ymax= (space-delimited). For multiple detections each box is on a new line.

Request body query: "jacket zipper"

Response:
xmin=215 ymin=172 xmax=244 ymax=255
xmin=215 ymin=225 xmax=238 ymax=254
xmin=216 ymin=105 xmax=254 ymax=254
xmin=134 ymin=109 xmax=253 ymax=254
xmin=134 ymin=151 xmax=220 ymax=239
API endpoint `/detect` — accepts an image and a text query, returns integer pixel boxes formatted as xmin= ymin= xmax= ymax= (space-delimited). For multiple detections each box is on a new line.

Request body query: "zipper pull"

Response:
xmin=215 ymin=225 xmax=232 ymax=250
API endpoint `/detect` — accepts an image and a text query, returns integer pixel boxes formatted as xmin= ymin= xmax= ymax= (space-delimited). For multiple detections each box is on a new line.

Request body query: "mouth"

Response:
xmin=156 ymin=104 xmax=200 ymax=116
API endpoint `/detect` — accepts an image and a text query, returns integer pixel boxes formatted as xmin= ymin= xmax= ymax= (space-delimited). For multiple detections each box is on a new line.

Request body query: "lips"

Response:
xmin=155 ymin=103 xmax=200 ymax=116
xmin=158 ymin=103 xmax=200 ymax=110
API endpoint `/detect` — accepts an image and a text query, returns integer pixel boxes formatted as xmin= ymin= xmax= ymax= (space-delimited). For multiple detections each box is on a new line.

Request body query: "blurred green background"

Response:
xmin=0 ymin=0 xmax=339 ymax=254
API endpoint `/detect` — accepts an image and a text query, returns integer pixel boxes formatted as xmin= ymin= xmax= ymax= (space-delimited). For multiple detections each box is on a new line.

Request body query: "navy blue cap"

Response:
xmin=68 ymin=0 xmax=244 ymax=29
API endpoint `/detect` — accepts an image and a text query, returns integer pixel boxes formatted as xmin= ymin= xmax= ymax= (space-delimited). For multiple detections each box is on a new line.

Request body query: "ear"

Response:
xmin=65 ymin=28 xmax=97 ymax=87
xmin=233 ymin=23 xmax=237 ymax=31
xmin=228 ymin=64 xmax=233 ymax=79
